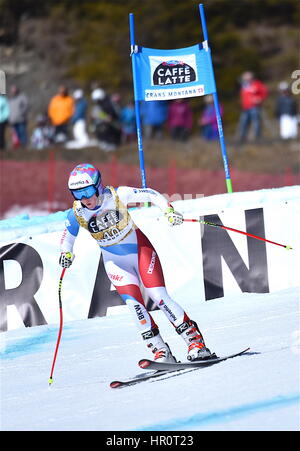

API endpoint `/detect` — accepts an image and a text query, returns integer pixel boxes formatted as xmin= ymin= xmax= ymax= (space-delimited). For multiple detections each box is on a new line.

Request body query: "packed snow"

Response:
xmin=0 ymin=185 xmax=300 ymax=431
xmin=0 ymin=287 xmax=299 ymax=431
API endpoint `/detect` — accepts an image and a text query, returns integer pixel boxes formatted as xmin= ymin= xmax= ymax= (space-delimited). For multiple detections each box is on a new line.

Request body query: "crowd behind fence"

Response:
xmin=0 ymin=71 xmax=299 ymax=152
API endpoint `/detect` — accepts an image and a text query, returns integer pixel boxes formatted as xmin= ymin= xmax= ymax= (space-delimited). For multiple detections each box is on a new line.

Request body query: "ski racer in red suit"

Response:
xmin=60 ymin=163 xmax=212 ymax=363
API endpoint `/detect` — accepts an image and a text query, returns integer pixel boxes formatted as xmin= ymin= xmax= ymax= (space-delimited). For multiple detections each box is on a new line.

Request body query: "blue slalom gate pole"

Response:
xmin=199 ymin=4 xmax=233 ymax=193
xmin=129 ymin=13 xmax=147 ymax=188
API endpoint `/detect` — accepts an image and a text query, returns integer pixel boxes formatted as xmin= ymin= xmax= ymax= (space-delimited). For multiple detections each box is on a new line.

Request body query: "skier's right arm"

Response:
xmin=59 ymin=209 xmax=79 ymax=268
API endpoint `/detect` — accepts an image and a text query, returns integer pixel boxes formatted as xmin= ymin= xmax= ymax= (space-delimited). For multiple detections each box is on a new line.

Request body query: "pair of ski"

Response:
xmin=110 ymin=347 xmax=250 ymax=389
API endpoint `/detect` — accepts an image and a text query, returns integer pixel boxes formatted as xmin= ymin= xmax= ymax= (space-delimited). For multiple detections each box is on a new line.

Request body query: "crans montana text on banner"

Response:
xmin=132 ymin=43 xmax=216 ymax=101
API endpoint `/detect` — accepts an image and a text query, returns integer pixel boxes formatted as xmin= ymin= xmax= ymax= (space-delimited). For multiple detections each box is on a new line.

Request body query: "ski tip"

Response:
xmin=139 ymin=359 xmax=151 ymax=369
xmin=110 ymin=381 xmax=122 ymax=389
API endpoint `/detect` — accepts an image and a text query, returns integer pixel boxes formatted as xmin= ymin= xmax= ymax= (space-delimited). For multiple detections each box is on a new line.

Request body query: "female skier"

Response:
xmin=59 ymin=163 xmax=211 ymax=363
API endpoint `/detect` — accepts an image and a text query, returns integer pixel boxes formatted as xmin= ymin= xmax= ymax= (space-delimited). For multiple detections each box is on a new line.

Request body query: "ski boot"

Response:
xmin=176 ymin=320 xmax=212 ymax=361
xmin=142 ymin=327 xmax=177 ymax=363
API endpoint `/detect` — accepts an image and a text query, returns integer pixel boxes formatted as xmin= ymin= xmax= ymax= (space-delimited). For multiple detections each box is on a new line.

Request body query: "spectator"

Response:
xmin=140 ymin=100 xmax=168 ymax=140
xmin=8 ymin=85 xmax=29 ymax=147
xmin=90 ymin=88 xmax=121 ymax=151
xmin=110 ymin=92 xmax=122 ymax=118
xmin=120 ymin=101 xmax=136 ymax=143
xmin=238 ymin=71 xmax=268 ymax=142
xmin=30 ymin=114 xmax=54 ymax=150
xmin=69 ymin=89 xmax=89 ymax=147
xmin=275 ymin=81 xmax=298 ymax=140
xmin=167 ymin=99 xmax=193 ymax=142
xmin=48 ymin=85 xmax=75 ymax=143
xmin=0 ymin=94 xmax=9 ymax=150
xmin=109 ymin=92 xmax=122 ymax=146
xmin=199 ymin=95 xmax=222 ymax=141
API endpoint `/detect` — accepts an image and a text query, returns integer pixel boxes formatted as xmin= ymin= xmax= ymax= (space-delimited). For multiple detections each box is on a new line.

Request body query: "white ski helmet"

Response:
xmin=91 ymin=88 xmax=105 ymax=101
xmin=73 ymin=89 xmax=83 ymax=99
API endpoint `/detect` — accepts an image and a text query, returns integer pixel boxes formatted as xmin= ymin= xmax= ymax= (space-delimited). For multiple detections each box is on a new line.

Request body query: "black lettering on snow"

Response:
xmin=88 ymin=254 xmax=124 ymax=318
xmin=201 ymin=208 xmax=269 ymax=300
xmin=0 ymin=243 xmax=46 ymax=332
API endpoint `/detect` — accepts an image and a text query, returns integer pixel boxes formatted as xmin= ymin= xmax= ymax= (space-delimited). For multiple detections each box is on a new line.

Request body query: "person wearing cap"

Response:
xmin=90 ymin=88 xmax=121 ymax=151
xmin=30 ymin=114 xmax=54 ymax=149
xmin=275 ymin=81 xmax=298 ymax=140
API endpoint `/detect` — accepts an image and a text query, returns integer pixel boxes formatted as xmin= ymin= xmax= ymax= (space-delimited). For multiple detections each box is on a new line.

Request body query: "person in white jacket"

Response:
xmin=60 ymin=163 xmax=212 ymax=362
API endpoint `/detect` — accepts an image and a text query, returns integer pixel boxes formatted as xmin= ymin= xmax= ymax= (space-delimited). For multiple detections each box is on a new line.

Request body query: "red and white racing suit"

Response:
xmin=60 ymin=186 xmax=190 ymax=336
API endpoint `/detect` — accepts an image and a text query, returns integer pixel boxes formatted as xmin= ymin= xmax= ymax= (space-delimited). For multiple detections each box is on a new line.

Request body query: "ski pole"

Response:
xmin=48 ymin=268 xmax=66 ymax=386
xmin=183 ymin=218 xmax=293 ymax=250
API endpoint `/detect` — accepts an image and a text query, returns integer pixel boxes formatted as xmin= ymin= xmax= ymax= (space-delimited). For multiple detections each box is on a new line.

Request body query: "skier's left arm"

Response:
xmin=117 ymin=186 xmax=183 ymax=226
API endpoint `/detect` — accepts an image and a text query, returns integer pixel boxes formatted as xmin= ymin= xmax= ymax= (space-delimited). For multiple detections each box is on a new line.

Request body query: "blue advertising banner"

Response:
xmin=129 ymin=4 xmax=233 ymax=193
xmin=132 ymin=43 xmax=216 ymax=101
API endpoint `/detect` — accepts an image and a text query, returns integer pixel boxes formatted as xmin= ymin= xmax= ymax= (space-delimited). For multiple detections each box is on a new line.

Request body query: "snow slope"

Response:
xmin=1 ymin=286 xmax=299 ymax=431
xmin=1 ymin=185 xmax=300 ymax=431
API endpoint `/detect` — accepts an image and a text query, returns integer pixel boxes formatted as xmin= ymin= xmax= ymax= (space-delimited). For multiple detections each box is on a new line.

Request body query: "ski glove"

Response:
xmin=59 ymin=252 xmax=75 ymax=268
xmin=164 ymin=206 xmax=184 ymax=226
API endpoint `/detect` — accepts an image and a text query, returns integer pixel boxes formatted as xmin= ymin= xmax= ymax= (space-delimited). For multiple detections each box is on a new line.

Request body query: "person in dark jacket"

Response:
xmin=91 ymin=88 xmax=121 ymax=151
xmin=0 ymin=94 xmax=9 ymax=150
xmin=275 ymin=82 xmax=298 ymax=140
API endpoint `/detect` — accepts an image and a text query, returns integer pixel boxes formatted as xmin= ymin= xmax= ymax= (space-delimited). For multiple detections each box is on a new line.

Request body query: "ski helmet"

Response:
xmin=68 ymin=163 xmax=103 ymax=200
xmin=91 ymin=88 xmax=105 ymax=101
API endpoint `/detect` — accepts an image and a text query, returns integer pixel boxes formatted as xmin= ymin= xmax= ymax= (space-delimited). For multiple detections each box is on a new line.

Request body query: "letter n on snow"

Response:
xmin=201 ymin=208 xmax=269 ymax=300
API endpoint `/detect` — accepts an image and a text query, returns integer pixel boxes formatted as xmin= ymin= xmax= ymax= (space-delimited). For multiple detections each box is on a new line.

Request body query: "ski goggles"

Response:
xmin=71 ymin=185 xmax=98 ymax=200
